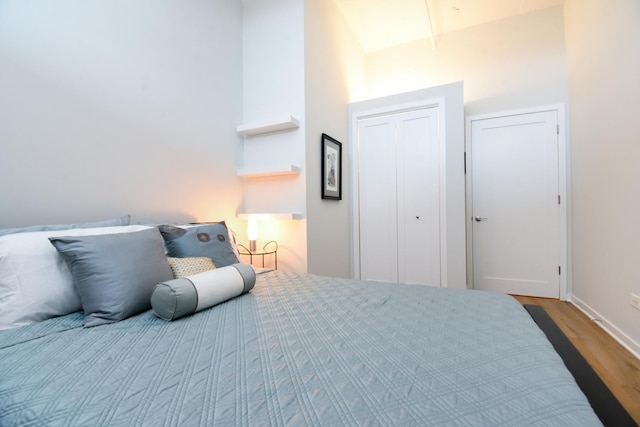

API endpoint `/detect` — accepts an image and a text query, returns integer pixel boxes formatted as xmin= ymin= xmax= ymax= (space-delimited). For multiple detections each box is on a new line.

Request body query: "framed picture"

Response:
xmin=321 ymin=133 xmax=342 ymax=200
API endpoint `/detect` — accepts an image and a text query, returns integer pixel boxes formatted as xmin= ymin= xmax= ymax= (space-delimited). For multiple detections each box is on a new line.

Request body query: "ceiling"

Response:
xmin=333 ymin=0 xmax=565 ymax=52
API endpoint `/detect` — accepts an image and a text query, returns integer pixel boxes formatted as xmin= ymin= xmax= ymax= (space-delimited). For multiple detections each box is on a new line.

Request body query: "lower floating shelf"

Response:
xmin=237 ymin=213 xmax=303 ymax=220
xmin=237 ymin=164 xmax=301 ymax=178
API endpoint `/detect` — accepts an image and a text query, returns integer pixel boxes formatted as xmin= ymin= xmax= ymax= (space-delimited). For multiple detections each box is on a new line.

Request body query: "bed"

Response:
xmin=0 ymin=221 xmax=602 ymax=426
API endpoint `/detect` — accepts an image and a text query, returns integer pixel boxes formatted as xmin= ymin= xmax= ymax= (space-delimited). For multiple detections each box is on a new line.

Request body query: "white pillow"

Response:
xmin=0 ymin=225 xmax=151 ymax=330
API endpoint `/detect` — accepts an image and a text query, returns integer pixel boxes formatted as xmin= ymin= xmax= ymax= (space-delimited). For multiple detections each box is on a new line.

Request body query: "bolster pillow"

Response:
xmin=150 ymin=263 xmax=256 ymax=321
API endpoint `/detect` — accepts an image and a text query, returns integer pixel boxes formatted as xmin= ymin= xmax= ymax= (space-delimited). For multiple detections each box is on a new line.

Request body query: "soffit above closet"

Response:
xmin=333 ymin=0 xmax=565 ymax=53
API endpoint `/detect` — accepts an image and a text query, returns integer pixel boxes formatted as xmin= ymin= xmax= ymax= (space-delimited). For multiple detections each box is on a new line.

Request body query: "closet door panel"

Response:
xmin=358 ymin=117 xmax=398 ymax=282
xmin=397 ymin=108 xmax=441 ymax=285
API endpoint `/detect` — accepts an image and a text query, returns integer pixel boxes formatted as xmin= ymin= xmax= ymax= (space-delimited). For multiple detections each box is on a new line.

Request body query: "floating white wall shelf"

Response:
xmin=237 ymin=213 xmax=303 ymax=220
xmin=237 ymin=115 xmax=300 ymax=136
xmin=237 ymin=164 xmax=301 ymax=178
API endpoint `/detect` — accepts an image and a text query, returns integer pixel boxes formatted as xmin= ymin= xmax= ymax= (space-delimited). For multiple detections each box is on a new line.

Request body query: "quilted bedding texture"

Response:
xmin=0 ymin=270 xmax=601 ymax=426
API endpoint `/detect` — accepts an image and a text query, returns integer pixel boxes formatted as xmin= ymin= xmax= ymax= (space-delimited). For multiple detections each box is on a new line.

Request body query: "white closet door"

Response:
xmin=358 ymin=116 xmax=398 ymax=282
xmin=358 ymin=107 xmax=440 ymax=285
xmin=397 ymin=108 xmax=440 ymax=285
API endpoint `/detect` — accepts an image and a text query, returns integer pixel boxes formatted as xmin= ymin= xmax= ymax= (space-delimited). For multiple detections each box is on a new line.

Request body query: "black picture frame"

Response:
xmin=321 ymin=133 xmax=342 ymax=200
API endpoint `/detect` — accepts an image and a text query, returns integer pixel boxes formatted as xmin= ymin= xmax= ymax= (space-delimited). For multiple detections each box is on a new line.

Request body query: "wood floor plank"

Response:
xmin=512 ymin=295 xmax=640 ymax=425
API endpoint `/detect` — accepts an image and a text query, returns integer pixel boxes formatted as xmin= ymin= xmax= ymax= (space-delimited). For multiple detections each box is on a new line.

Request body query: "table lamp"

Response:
xmin=247 ymin=216 xmax=258 ymax=252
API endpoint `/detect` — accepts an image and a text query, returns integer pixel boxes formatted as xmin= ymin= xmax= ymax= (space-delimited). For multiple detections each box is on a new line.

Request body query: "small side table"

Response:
xmin=238 ymin=240 xmax=278 ymax=270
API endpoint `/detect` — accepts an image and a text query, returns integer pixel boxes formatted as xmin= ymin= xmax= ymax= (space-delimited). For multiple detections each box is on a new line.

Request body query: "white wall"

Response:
xmin=362 ymin=6 xmax=569 ymax=116
xmin=0 ymin=0 xmax=244 ymax=229
xmin=564 ymin=0 xmax=640 ymax=352
xmin=241 ymin=0 xmax=307 ymax=272
xmin=304 ymin=0 xmax=365 ymax=277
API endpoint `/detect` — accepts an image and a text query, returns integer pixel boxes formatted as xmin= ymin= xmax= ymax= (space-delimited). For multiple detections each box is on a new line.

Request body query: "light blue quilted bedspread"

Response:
xmin=0 ymin=271 xmax=601 ymax=426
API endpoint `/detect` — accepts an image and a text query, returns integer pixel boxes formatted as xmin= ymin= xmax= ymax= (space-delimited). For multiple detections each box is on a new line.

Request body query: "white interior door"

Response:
xmin=470 ymin=110 xmax=560 ymax=298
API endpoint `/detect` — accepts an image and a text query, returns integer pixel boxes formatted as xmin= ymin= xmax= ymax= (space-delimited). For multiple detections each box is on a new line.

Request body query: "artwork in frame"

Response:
xmin=321 ymin=133 xmax=342 ymax=200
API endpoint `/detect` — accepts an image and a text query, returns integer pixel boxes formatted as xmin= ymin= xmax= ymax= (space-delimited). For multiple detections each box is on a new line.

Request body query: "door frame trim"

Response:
xmin=350 ymin=97 xmax=447 ymax=286
xmin=465 ymin=104 xmax=569 ymax=300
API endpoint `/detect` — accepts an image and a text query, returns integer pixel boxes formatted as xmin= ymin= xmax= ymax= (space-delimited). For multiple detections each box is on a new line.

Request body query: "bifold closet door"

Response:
xmin=358 ymin=116 xmax=398 ymax=282
xmin=358 ymin=107 xmax=440 ymax=285
xmin=396 ymin=108 xmax=440 ymax=285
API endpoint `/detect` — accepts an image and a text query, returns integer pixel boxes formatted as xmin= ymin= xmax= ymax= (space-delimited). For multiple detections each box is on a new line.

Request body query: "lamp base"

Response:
xmin=249 ymin=240 xmax=257 ymax=252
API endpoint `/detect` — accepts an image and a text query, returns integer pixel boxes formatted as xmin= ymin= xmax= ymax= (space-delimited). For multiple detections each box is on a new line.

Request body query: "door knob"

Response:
xmin=474 ymin=216 xmax=487 ymax=222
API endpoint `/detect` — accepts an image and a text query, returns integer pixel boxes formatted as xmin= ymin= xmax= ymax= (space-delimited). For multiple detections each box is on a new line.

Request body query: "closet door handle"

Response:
xmin=474 ymin=216 xmax=487 ymax=222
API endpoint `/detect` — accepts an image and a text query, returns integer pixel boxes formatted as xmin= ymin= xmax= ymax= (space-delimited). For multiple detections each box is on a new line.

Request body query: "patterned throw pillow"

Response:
xmin=158 ymin=223 xmax=239 ymax=268
xmin=167 ymin=256 xmax=216 ymax=278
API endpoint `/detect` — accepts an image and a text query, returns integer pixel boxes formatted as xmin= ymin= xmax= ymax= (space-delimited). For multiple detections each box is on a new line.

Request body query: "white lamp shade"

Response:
xmin=247 ymin=217 xmax=258 ymax=241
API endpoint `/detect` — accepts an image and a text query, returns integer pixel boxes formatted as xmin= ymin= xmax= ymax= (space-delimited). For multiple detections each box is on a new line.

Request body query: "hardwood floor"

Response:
xmin=512 ymin=295 xmax=640 ymax=425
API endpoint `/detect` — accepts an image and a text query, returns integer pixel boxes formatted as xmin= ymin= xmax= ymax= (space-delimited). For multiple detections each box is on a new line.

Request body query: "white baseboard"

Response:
xmin=569 ymin=295 xmax=640 ymax=360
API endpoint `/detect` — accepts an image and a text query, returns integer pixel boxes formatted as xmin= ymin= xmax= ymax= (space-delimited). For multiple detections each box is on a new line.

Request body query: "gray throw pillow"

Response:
xmin=49 ymin=227 xmax=173 ymax=327
xmin=0 ymin=214 xmax=130 ymax=237
xmin=158 ymin=222 xmax=239 ymax=268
